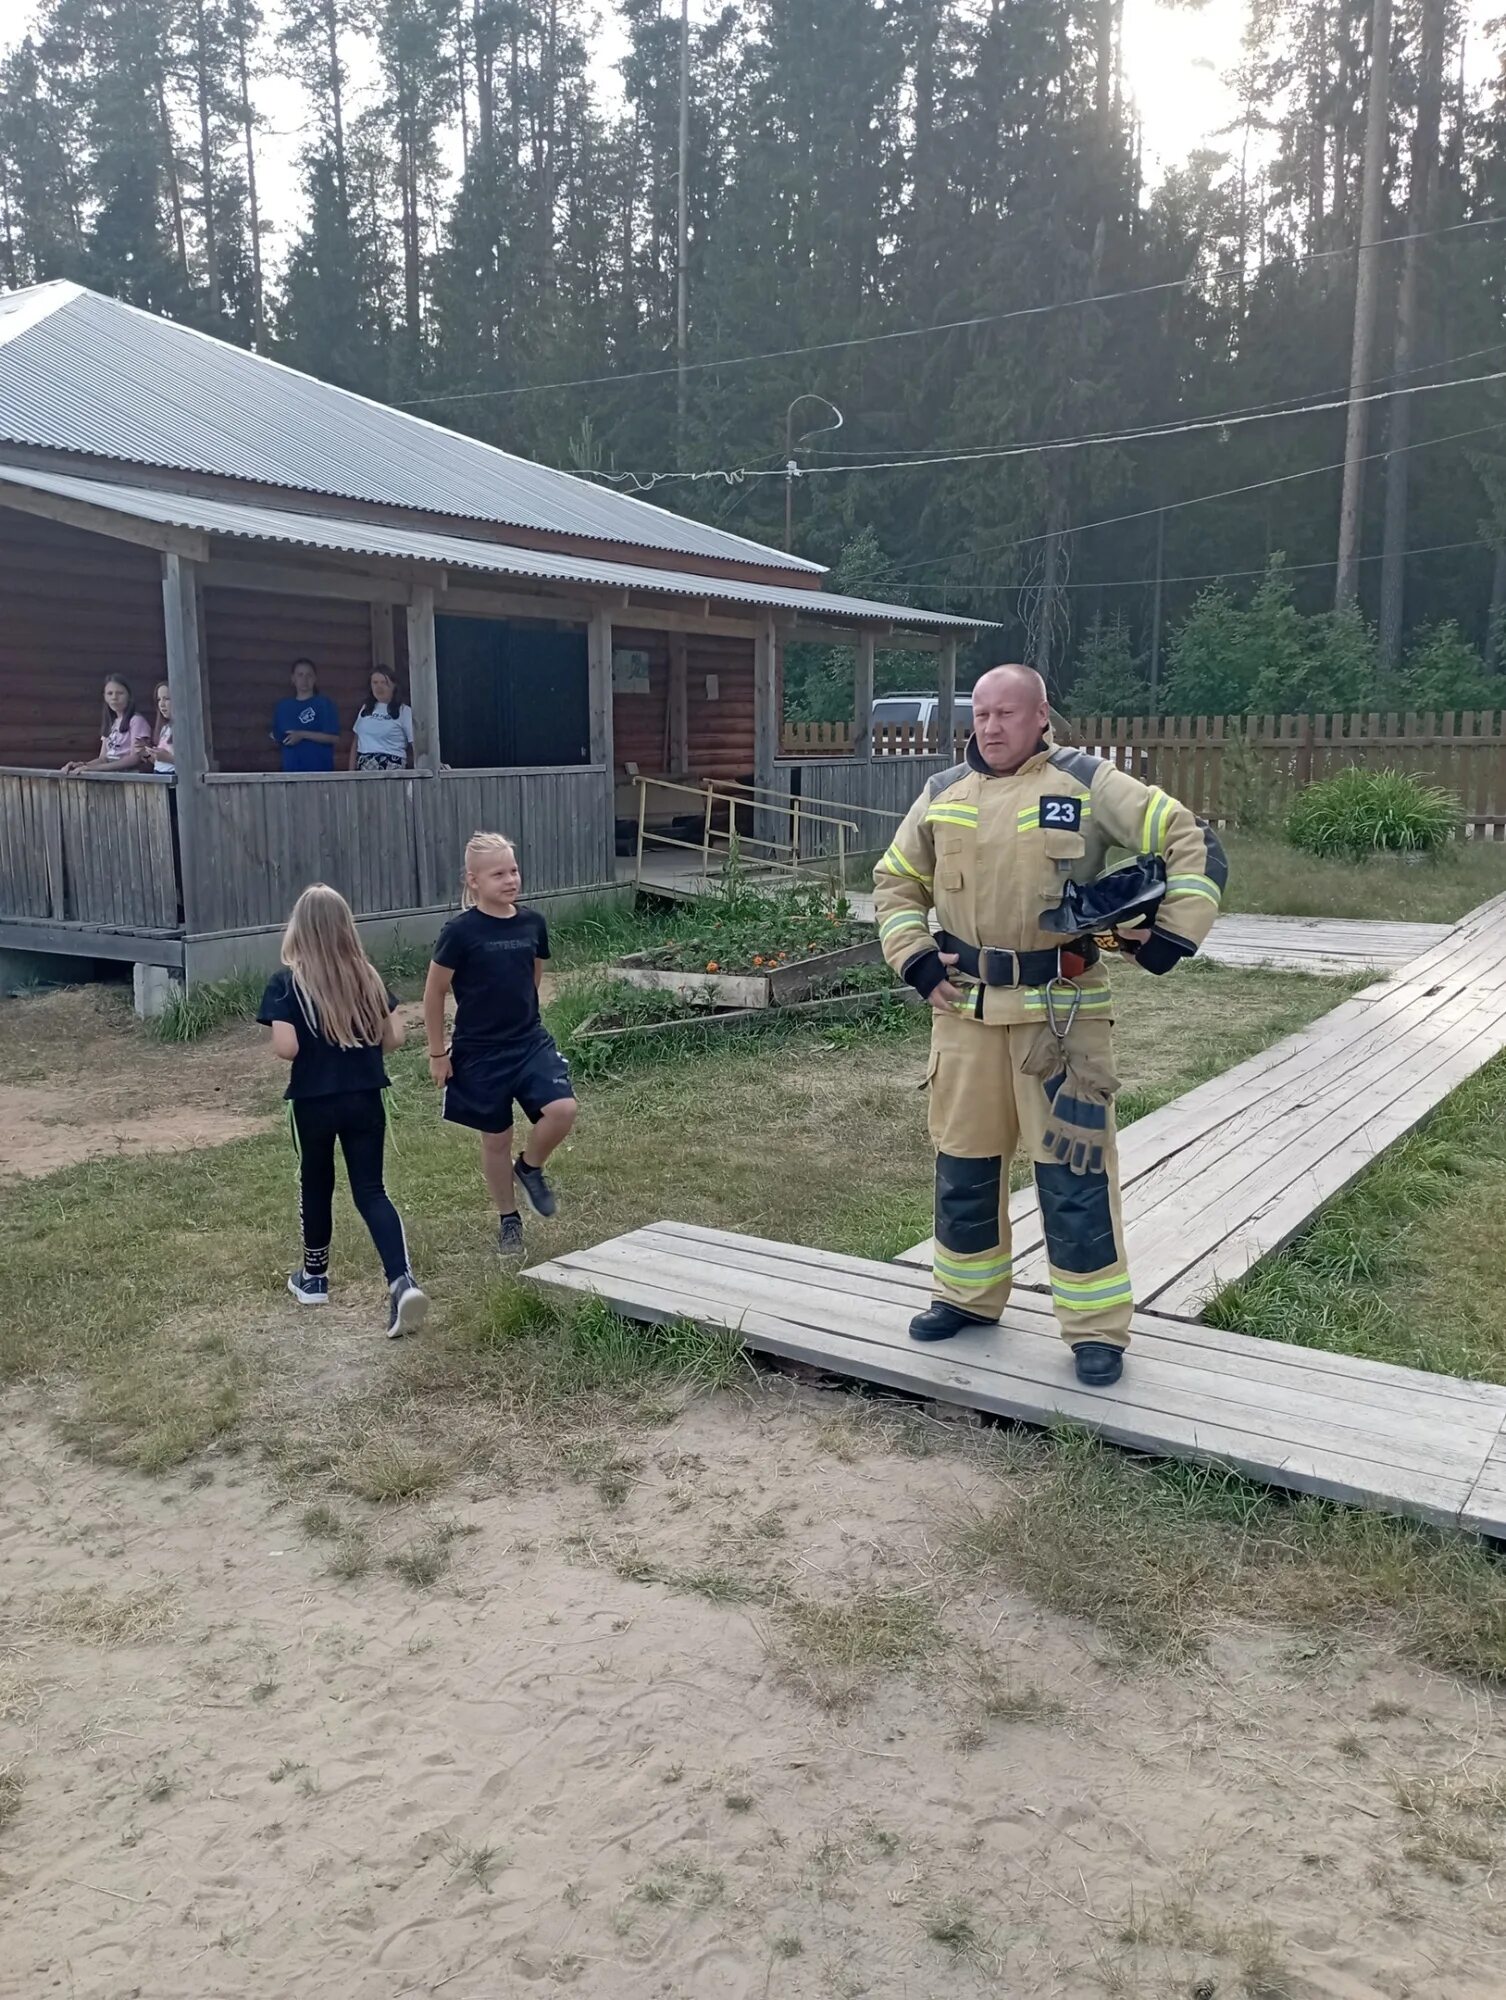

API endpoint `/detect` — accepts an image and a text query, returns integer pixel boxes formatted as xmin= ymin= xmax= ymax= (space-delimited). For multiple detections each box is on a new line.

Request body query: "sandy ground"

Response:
xmin=0 ymin=988 xmax=273 ymax=1179
xmin=3 ymin=1381 xmax=1504 ymax=2000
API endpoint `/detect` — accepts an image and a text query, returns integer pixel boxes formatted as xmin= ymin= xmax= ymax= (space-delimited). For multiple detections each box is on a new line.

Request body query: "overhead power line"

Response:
xmin=890 ymin=416 xmax=1506 ymax=579
xmin=587 ymin=361 xmax=1506 ymax=491
xmin=395 ymin=212 xmax=1506 ymax=410
xmin=938 ymin=536 xmax=1487 ymax=594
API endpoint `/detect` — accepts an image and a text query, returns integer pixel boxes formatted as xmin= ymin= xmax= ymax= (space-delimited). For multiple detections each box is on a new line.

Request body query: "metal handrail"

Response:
xmin=631 ymin=775 xmax=861 ymax=890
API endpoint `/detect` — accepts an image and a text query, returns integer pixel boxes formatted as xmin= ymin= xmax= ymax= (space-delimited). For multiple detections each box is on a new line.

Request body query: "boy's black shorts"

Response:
xmin=442 ymin=1032 xmax=575 ymax=1135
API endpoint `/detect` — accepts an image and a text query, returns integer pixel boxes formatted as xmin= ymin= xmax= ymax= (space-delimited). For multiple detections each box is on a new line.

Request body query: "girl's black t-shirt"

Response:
xmin=257 ymin=969 xmax=398 ymax=1100
xmin=431 ymin=906 xmax=550 ymax=1051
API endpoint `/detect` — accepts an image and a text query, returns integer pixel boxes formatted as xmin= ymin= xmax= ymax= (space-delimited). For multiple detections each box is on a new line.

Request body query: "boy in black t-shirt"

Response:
xmin=423 ymin=833 xmax=578 ymax=1259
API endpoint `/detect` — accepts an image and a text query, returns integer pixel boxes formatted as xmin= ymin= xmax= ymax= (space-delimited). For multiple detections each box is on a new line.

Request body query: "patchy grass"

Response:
xmin=32 ymin=1581 xmax=179 ymax=1647
xmin=0 ymin=1765 xmax=23 ymax=1833
xmin=952 ymin=1428 xmax=1506 ymax=1679
xmin=773 ymin=1585 xmax=944 ymax=1713
xmin=335 ymin=1433 xmax=451 ymax=1504
xmin=1218 ymin=826 xmax=1506 ymax=923
xmin=1208 ymin=1052 xmax=1506 ymax=1380
xmin=300 ymin=1502 xmax=343 ymax=1541
xmin=385 ymin=1533 xmax=453 ymax=1589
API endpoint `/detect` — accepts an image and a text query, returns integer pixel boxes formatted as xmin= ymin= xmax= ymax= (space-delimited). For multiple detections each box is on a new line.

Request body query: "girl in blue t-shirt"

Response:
xmin=258 ymin=885 xmax=428 ymax=1337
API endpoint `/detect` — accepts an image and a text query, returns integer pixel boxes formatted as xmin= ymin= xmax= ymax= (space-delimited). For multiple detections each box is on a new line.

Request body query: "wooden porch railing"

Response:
xmin=782 ymin=721 xmax=969 ymax=758
xmin=0 ymin=769 xmax=179 ymax=931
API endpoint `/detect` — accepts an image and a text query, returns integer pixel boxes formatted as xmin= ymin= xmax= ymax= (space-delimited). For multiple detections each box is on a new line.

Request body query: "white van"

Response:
xmin=869 ymin=693 xmax=972 ymax=744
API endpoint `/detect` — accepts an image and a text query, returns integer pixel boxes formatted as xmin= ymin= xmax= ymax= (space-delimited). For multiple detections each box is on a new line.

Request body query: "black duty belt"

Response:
xmin=937 ymin=932 xmax=1099 ymax=988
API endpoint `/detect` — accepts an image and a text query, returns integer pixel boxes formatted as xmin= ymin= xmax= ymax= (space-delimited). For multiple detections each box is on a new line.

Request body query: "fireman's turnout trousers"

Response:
xmin=927 ymin=1006 xmax=1132 ymax=1349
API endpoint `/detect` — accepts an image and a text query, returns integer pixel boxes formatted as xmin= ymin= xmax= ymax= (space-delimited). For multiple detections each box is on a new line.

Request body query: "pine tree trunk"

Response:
xmin=1378 ymin=0 xmax=1447 ymax=664
xmin=455 ymin=0 xmax=470 ymax=172
xmin=234 ymin=11 xmax=265 ymax=349
xmin=541 ymin=0 xmax=558 ymax=302
xmin=155 ymin=65 xmax=191 ymax=284
xmin=1307 ymin=0 xmax=1327 ymax=245
xmin=194 ymin=0 xmax=219 ymax=318
xmin=325 ymin=0 xmax=347 ymax=207
xmin=1487 ymin=546 xmax=1506 ymax=669
xmin=1334 ymin=0 xmax=1392 ymax=608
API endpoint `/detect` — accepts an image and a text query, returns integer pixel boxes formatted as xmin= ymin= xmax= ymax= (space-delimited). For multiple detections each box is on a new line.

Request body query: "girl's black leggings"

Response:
xmin=291 ymin=1090 xmax=409 ymax=1283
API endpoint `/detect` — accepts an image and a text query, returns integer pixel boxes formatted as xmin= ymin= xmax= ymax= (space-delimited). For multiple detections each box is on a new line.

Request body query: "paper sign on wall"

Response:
xmin=704 ymin=674 xmax=720 ymax=700
xmin=612 ymin=647 xmax=652 ymax=694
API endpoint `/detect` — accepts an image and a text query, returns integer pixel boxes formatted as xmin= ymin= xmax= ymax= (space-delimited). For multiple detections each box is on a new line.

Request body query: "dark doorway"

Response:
xmin=436 ymin=616 xmax=590 ymax=768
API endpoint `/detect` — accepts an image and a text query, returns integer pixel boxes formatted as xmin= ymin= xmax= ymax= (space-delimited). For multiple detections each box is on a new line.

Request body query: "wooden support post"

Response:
xmin=667 ymin=632 xmax=689 ymax=774
xmin=588 ymin=607 xmax=615 ymax=773
xmin=853 ymin=630 xmax=875 ymax=763
xmin=406 ymin=585 xmax=441 ymax=773
xmin=937 ymin=638 xmax=957 ymax=759
xmin=371 ymin=601 xmax=397 ymax=677
xmin=161 ymin=552 xmax=210 ymax=934
xmin=754 ymin=611 xmax=778 ymax=796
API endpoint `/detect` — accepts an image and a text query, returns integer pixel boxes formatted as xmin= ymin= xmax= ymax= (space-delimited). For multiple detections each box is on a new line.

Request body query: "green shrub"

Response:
xmin=1286 ymin=768 xmax=1462 ymax=860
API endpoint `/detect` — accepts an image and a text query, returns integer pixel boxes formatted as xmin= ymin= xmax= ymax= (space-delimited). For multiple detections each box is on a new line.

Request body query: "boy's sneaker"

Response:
xmin=514 ymin=1155 xmax=558 ymax=1220
xmin=387 ymin=1274 xmax=429 ymax=1340
xmin=497 ymin=1212 xmax=525 ymax=1260
xmin=288 ymin=1269 xmax=329 ymax=1306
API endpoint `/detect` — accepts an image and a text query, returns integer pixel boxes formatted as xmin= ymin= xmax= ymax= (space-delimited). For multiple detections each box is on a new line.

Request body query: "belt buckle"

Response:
xmin=980 ymin=946 xmax=1017 ymax=988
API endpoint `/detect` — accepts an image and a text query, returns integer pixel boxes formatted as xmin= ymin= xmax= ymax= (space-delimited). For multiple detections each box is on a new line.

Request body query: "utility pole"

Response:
xmin=675 ymin=0 xmax=690 ymax=459
xmin=1334 ymin=0 xmax=1393 ymax=608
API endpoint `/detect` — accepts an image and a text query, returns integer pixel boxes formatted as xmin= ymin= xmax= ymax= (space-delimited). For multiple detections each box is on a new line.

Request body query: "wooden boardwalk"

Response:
xmin=1193 ymin=912 xmax=1450 ymax=977
xmin=899 ymin=891 xmax=1506 ymax=1319
xmin=529 ymin=1220 xmax=1506 ymax=1535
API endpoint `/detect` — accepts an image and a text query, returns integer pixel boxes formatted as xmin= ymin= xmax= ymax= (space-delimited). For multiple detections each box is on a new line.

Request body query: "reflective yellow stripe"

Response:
xmin=879 ymin=911 xmax=930 ymax=939
xmin=1021 ymin=987 xmax=1113 ymax=1012
xmin=1141 ymin=788 xmax=1173 ymax=854
xmin=1050 ymin=1274 xmax=1134 ymax=1310
xmin=878 ymin=843 xmax=932 ymax=886
xmin=934 ymin=1252 xmax=1014 ymax=1288
xmin=1166 ymin=874 xmax=1221 ymax=905
xmin=926 ymin=804 xmax=979 ymax=826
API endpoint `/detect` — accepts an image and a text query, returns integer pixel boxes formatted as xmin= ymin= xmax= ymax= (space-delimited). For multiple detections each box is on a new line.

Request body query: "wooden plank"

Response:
xmin=161 ymin=553 xmax=207 ymax=935
xmin=1460 ymin=1422 xmax=1506 ymax=1537
xmin=667 ymin=634 xmax=689 ymax=774
xmin=529 ymin=1227 xmax=1500 ymax=1527
xmin=588 ymin=607 xmax=614 ymax=776
xmin=639 ymin=1223 xmax=1503 ymax=1436
xmin=406 ymin=584 xmax=441 ymax=775
xmin=936 ymin=640 xmax=957 ymax=761
xmin=201 ymin=557 xmax=414 ymax=604
xmin=852 ymin=631 xmax=875 ymax=765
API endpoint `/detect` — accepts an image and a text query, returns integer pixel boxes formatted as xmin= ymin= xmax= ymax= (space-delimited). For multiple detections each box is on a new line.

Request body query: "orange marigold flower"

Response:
xmin=706 ymin=960 xmax=719 ymax=972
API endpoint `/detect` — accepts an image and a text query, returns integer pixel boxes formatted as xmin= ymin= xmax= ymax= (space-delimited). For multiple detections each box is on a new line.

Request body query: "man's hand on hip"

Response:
xmin=926 ymin=951 xmax=966 ymax=1012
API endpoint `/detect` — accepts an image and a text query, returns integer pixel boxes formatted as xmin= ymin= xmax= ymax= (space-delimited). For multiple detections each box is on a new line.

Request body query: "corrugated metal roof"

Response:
xmin=0 ymin=281 xmax=823 ymax=576
xmin=0 ymin=464 xmax=988 ymax=632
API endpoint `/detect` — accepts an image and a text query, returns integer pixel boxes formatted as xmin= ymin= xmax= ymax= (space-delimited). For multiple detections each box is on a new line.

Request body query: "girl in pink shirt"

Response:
xmin=64 ymin=676 xmax=152 ymax=773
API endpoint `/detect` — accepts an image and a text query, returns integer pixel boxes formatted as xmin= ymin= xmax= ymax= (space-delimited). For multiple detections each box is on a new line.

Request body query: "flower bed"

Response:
xmin=611 ymin=880 xmax=882 ymax=1009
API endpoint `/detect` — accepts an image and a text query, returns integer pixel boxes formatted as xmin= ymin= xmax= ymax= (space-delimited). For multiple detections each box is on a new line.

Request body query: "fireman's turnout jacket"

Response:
xmin=874 ymin=735 xmax=1227 ymax=1025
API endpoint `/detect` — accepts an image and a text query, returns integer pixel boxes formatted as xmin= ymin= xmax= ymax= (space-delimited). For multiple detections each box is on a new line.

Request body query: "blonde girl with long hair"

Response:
xmin=423 ymin=832 xmax=577 ymax=1259
xmin=257 ymin=884 xmax=428 ymax=1336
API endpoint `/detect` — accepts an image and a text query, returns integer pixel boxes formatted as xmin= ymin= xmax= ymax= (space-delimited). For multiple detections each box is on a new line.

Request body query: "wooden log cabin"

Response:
xmin=0 ymin=282 xmax=985 ymax=996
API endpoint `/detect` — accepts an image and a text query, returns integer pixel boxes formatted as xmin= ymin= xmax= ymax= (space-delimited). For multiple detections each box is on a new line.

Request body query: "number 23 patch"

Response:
xmin=1039 ymin=795 xmax=1083 ymax=830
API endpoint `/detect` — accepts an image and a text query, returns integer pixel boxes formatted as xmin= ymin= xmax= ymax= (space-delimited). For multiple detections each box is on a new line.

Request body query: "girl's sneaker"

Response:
xmin=387 ymin=1274 xmax=429 ymax=1340
xmin=288 ymin=1270 xmax=329 ymax=1306
xmin=514 ymin=1155 xmax=557 ymax=1219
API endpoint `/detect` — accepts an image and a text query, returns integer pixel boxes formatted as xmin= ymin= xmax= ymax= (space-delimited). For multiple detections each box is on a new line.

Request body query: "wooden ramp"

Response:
xmin=899 ymin=891 xmax=1506 ymax=1319
xmin=1194 ymin=912 xmax=1451 ymax=976
xmin=528 ymin=1220 xmax=1506 ymax=1536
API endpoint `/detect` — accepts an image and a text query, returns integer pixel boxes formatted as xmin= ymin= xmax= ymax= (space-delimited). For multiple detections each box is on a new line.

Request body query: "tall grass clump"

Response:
xmin=1286 ymin=768 xmax=1461 ymax=860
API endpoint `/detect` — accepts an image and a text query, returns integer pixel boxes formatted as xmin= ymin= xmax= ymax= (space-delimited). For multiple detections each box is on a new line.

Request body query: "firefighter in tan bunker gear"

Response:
xmin=873 ymin=665 xmax=1227 ymax=1387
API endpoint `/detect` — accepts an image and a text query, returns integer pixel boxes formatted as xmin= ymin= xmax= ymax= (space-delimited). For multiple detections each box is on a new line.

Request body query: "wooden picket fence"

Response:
xmin=781 ymin=720 xmax=968 ymax=757
xmin=781 ymin=711 xmax=1506 ymax=832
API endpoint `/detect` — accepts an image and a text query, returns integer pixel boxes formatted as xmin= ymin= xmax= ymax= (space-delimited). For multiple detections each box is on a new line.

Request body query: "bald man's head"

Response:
xmin=971 ymin=663 xmax=1051 ymax=774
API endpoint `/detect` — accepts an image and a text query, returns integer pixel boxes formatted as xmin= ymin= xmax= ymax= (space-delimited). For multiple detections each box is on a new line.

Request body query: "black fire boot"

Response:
xmin=1072 ymin=1340 xmax=1125 ymax=1387
xmin=908 ymin=1301 xmax=1000 ymax=1344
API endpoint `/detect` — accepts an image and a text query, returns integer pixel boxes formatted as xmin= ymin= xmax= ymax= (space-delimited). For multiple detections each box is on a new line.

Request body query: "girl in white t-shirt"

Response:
xmin=349 ymin=671 xmax=414 ymax=772
xmin=150 ymin=682 xmax=175 ymax=774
